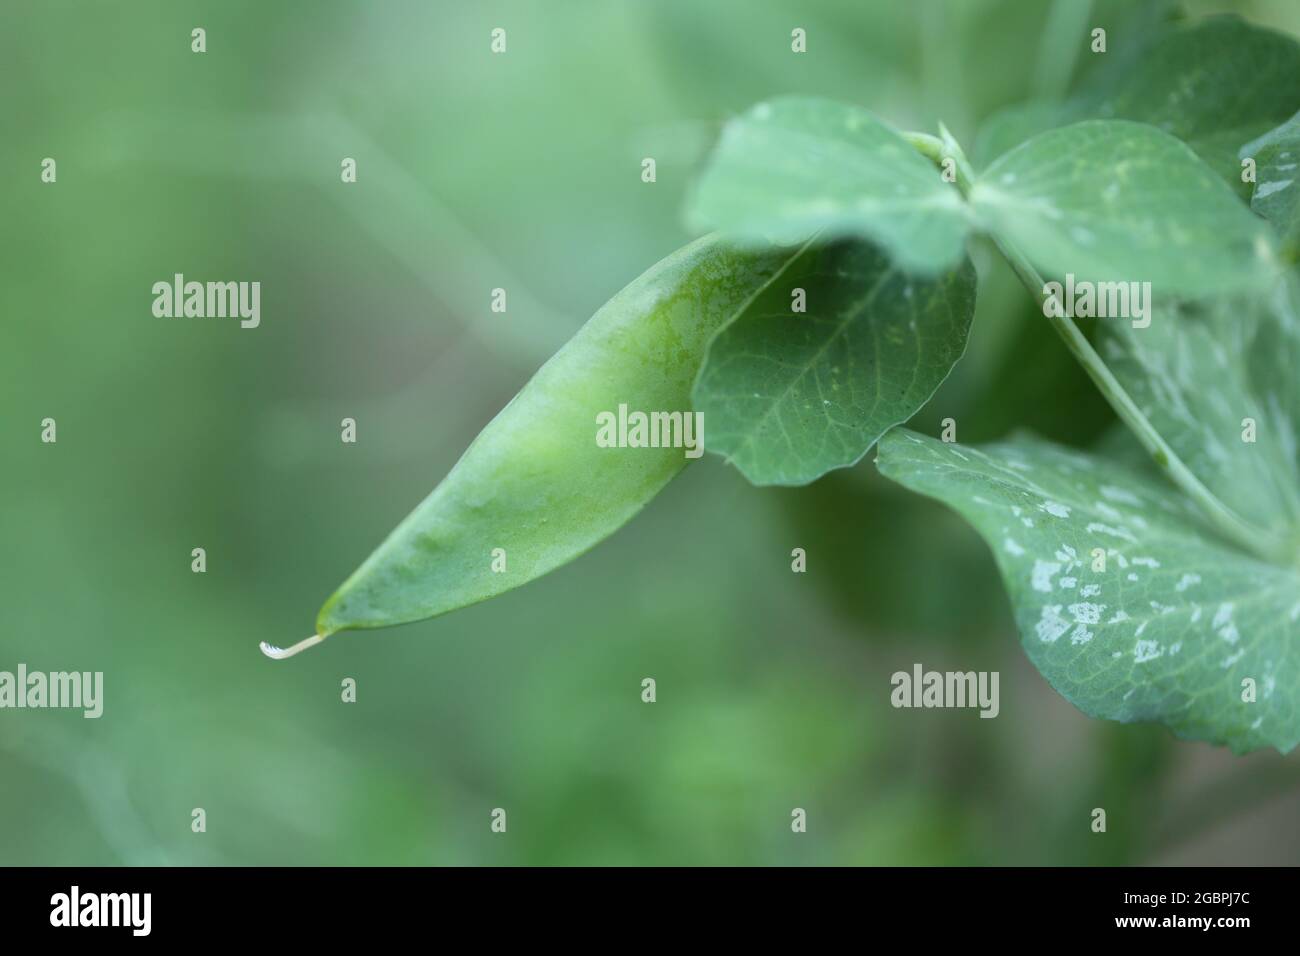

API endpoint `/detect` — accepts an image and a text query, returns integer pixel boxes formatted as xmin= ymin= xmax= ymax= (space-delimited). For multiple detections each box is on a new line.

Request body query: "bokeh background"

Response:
xmin=4 ymin=0 xmax=1299 ymax=865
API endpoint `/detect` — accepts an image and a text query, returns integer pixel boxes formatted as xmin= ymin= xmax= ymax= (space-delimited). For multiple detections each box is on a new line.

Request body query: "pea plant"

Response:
xmin=265 ymin=16 xmax=1300 ymax=756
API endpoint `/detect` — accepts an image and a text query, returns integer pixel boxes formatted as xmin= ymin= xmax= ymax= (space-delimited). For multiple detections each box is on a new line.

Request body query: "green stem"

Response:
xmin=903 ymin=127 xmax=1291 ymax=565
xmin=904 ymin=131 xmax=975 ymax=195
xmin=990 ymin=237 xmax=1289 ymax=564
xmin=902 ymin=131 xmax=944 ymax=160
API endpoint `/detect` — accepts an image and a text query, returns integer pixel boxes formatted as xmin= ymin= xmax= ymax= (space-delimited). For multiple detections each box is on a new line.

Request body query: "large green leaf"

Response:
xmin=1090 ymin=15 xmax=1300 ymax=185
xmin=314 ymin=236 xmax=802 ymax=637
xmin=1241 ymin=111 xmax=1300 ymax=262
xmin=876 ymin=428 xmax=1300 ymax=754
xmin=1066 ymin=0 xmax=1185 ymax=94
xmin=687 ymin=97 xmax=970 ymax=275
xmin=975 ymin=16 xmax=1300 ymax=187
xmin=1096 ymin=282 xmax=1300 ymax=534
xmin=693 ymin=241 xmax=976 ymax=485
xmin=972 ymin=120 xmax=1276 ymax=298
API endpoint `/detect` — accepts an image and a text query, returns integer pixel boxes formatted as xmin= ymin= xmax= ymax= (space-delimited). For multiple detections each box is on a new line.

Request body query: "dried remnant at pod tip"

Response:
xmin=259 ymin=635 xmax=323 ymax=660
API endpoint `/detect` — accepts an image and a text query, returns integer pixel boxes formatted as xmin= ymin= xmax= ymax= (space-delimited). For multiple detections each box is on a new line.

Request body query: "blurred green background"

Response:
xmin=4 ymin=0 xmax=1299 ymax=865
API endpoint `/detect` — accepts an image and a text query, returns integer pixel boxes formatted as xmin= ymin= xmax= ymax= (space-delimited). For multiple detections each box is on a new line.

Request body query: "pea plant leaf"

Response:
xmin=1241 ymin=111 xmax=1300 ymax=262
xmin=1088 ymin=15 xmax=1300 ymax=186
xmin=974 ymin=16 xmax=1300 ymax=186
xmin=971 ymin=120 xmax=1277 ymax=298
xmin=1096 ymin=282 xmax=1300 ymax=535
xmin=687 ymin=97 xmax=970 ymax=275
xmin=693 ymin=241 xmax=976 ymax=485
xmin=971 ymin=0 xmax=1182 ymax=164
xmin=311 ymin=236 xmax=808 ymax=640
xmin=876 ymin=429 xmax=1300 ymax=754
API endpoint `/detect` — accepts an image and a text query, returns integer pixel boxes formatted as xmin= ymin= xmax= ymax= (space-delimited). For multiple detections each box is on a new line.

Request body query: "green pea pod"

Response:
xmin=262 ymin=235 xmax=802 ymax=658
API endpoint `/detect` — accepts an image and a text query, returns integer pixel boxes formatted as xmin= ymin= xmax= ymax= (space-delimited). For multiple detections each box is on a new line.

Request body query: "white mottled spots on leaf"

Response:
xmin=1100 ymin=485 xmax=1141 ymax=506
xmin=1031 ymin=559 xmax=1061 ymax=592
xmin=1134 ymin=639 xmax=1163 ymax=663
xmin=1213 ymin=603 xmax=1239 ymax=644
xmin=1255 ymin=178 xmax=1293 ymax=199
xmin=1087 ymin=521 xmax=1137 ymax=542
xmin=1220 ymin=621 xmax=1240 ymax=644
xmin=1041 ymin=501 xmax=1071 ymax=518
xmin=1211 ymin=600 xmax=1232 ymax=632
xmin=1036 ymin=604 xmax=1070 ymax=643
xmin=1174 ymin=573 xmax=1201 ymax=592
xmin=1068 ymin=602 xmax=1104 ymax=624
